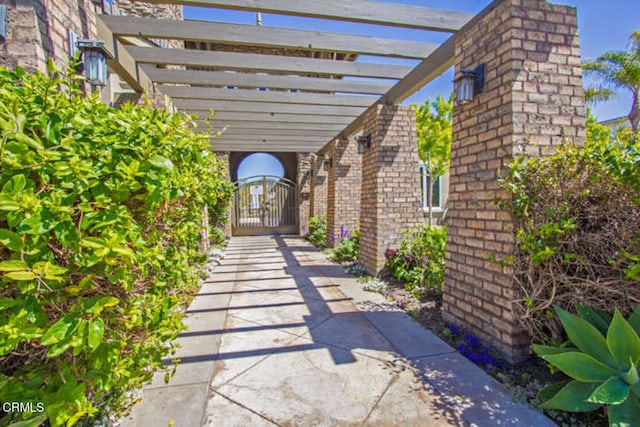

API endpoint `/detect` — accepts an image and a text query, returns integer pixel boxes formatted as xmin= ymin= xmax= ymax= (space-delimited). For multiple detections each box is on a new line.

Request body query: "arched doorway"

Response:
xmin=232 ymin=153 xmax=298 ymax=236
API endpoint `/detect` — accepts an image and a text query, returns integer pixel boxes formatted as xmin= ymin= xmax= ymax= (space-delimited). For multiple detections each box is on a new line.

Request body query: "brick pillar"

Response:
xmin=215 ymin=152 xmax=233 ymax=239
xmin=0 ymin=0 xmax=99 ymax=73
xmin=309 ymin=154 xmax=328 ymax=219
xmin=359 ymin=104 xmax=423 ymax=274
xmin=297 ymin=153 xmax=312 ymax=236
xmin=325 ymin=136 xmax=361 ymax=248
xmin=444 ymin=0 xmax=585 ymax=362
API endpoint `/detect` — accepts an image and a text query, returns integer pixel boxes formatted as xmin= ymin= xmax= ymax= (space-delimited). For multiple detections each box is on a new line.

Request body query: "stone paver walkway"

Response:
xmin=122 ymin=235 xmax=553 ymax=427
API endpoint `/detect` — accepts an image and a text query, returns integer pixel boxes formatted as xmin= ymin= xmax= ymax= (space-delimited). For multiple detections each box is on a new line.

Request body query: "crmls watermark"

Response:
xmin=2 ymin=401 xmax=45 ymax=413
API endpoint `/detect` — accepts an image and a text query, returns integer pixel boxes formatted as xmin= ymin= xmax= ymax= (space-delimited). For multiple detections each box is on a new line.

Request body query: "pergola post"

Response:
xmin=325 ymin=136 xmax=361 ymax=247
xmin=359 ymin=104 xmax=424 ymax=274
xmin=309 ymin=153 xmax=328 ymax=221
xmin=444 ymin=0 xmax=585 ymax=362
xmin=297 ymin=153 xmax=312 ymax=236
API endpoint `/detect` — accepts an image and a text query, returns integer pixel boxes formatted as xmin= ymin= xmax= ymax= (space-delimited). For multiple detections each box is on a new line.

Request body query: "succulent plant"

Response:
xmin=533 ymin=305 xmax=640 ymax=426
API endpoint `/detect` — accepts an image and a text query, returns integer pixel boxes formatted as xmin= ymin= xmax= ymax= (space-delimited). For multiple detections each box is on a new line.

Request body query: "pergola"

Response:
xmin=96 ymin=0 xmax=487 ymax=153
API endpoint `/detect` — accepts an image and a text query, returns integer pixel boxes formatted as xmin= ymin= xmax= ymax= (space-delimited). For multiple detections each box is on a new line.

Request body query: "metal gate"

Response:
xmin=232 ymin=175 xmax=297 ymax=236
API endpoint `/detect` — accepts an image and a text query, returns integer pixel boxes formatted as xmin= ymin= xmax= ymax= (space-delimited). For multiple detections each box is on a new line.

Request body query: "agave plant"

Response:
xmin=533 ymin=305 xmax=640 ymax=426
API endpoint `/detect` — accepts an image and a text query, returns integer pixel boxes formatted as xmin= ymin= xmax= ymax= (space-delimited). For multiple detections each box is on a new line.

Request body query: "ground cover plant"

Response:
xmin=328 ymin=225 xmax=359 ymax=263
xmin=306 ymin=215 xmax=326 ymax=248
xmin=0 ymin=63 xmax=232 ymax=426
xmin=385 ymin=225 xmax=446 ymax=296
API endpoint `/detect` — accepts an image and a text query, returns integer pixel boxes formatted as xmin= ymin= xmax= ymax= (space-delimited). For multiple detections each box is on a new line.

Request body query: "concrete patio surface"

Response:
xmin=121 ymin=235 xmax=554 ymax=427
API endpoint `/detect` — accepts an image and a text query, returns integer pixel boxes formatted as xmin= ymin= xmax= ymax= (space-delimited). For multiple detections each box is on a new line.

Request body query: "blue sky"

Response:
xmin=184 ymin=1 xmax=640 ymax=177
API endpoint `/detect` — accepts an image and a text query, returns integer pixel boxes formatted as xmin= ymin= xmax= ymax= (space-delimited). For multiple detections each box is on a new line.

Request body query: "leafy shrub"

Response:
xmin=533 ymin=305 xmax=640 ymax=426
xmin=498 ymin=116 xmax=640 ymax=344
xmin=306 ymin=215 xmax=326 ymax=248
xmin=0 ymin=64 xmax=232 ymax=425
xmin=385 ymin=225 xmax=446 ymax=294
xmin=329 ymin=226 xmax=359 ymax=263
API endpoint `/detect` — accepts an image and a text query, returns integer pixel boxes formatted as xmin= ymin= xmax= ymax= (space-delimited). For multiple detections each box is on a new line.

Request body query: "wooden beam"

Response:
xmin=212 ymin=143 xmax=321 ymax=153
xmin=384 ymin=36 xmax=455 ymax=104
xmin=185 ymin=111 xmax=353 ymax=124
xmin=173 ymin=99 xmax=366 ymax=116
xmin=127 ymin=46 xmax=412 ymax=79
xmin=143 ymin=67 xmax=393 ymax=95
xmin=101 ymin=15 xmax=437 ymax=59
xmin=218 ymin=128 xmax=338 ymax=138
xmin=158 ymin=85 xmax=377 ymax=107
xmin=216 ymin=136 xmax=329 ymax=144
xmin=194 ymin=121 xmax=345 ymax=131
xmin=97 ymin=16 xmax=152 ymax=92
xmin=138 ymin=0 xmax=473 ymax=32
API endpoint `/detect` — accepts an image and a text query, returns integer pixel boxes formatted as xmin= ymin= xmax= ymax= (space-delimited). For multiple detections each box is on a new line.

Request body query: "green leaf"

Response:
xmin=83 ymin=296 xmax=119 ymax=314
xmin=0 ymin=260 xmax=28 ymax=271
xmin=628 ymin=306 xmax=640 ymax=337
xmin=532 ymin=344 xmax=575 ymax=356
xmin=608 ymin=392 xmax=640 ymax=427
xmin=2 ymin=174 xmax=26 ymax=194
xmin=555 ymin=305 xmax=618 ymax=368
xmin=41 ymin=316 xmax=79 ymax=346
xmin=588 ymin=376 xmax=630 ymax=404
xmin=542 ymin=352 xmax=618 ymax=382
xmin=576 ymin=302 xmax=610 ymax=335
xmin=0 ymin=228 xmax=24 ymax=251
xmin=608 ymin=309 xmax=640 ymax=369
xmin=80 ymin=237 xmax=107 ymax=249
xmin=149 ymin=154 xmax=174 ymax=170
xmin=5 ymin=271 xmax=36 ymax=281
xmin=540 ymin=380 xmax=601 ymax=412
xmin=87 ymin=318 xmax=104 ymax=351
xmin=7 ymin=414 xmax=48 ymax=427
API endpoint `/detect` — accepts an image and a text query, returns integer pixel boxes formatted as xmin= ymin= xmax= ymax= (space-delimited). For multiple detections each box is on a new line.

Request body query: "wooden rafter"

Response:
xmin=138 ymin=0 xmax=473 ymax=32
xmin=173 ymin=99 xmax=366 ymax=116
xmin=126 ymin=46 xmax=412 ymax=79
xmin=100 ymin=15 xmax=438 ymax=59
xmin=187 ymin=111 xmax=355 ymax=124
xmin=158 ymin=85 xmax=377 ymax=107
xmin=142 ymin=67 xmax=394 ymax=95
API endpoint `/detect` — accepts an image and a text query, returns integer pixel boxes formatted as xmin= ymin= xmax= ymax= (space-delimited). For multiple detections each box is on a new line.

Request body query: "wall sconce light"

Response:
xmin=455 ymin=64 xmax=485 ymax=104
xmin=303 ymin=169 xmax=311 ymax=179
xmin=323 ymin=158 xmax=332 ymax=171
xmin=0 ymin=5 xmax=7 ymax=43
xmin=76 ymin=39 xmax=111 ymax=87
xmin=355 ymin=134 xmax=371 ymax=154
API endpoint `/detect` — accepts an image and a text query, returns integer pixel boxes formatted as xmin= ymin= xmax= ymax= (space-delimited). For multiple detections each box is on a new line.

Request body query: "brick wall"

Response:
xmin=359 ymin=104 xmax=424 ymax=274
xmin=113 ymin=1 xmax=183 ymax=50
xmin=444 ymin=0 xmax=585 ymax=362
xmin=325 ymin=136 xmax=361 ymax=247
xmin=297 ymin=153 xmax=312 ymax=236
xmin=309 ymin=154 xmax=328 ymax=220
xmin=0 ymin=0 xmax=98 ymax=72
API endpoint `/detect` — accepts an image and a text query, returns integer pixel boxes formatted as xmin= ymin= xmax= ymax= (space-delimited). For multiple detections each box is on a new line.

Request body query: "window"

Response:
xmin=419 ymin=164 xmax=444 ymax=211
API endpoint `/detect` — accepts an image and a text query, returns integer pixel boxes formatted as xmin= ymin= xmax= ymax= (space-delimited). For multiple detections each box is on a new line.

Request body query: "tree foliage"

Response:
xmin=412 ymin=94 xmax=452 ymax=225
xmin=0 ymin=63 xmax=233 ymax=426
xmin=583 ymin=30 xmax=640 ymax=133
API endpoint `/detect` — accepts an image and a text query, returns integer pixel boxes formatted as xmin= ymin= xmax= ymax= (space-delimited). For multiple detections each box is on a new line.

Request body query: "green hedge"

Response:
xmin=0 ymin=64 xmax=233 ymax=426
